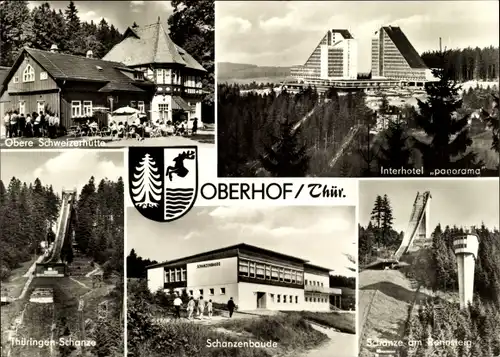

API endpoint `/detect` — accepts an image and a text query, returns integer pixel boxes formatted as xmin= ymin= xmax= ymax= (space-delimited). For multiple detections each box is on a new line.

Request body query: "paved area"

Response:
xmin=301 ymin=322 xmax=357 ymax=357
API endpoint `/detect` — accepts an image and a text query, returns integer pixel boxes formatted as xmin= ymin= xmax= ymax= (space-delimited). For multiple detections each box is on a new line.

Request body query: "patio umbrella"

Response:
xmin=112 ymin=106 xmax=139 ymax=115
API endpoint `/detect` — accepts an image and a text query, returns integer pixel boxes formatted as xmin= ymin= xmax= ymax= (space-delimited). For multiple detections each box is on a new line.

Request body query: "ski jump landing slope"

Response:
xmin=44 ymin=190 xmax=76 ymax=264
xmin=393 ymin=191 xmax=431 ymax=261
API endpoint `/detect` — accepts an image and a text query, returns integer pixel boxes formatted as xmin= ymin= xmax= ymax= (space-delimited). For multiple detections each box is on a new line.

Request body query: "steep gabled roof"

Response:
xmin=103 ymin=21 xmax=206 ymax=72
xmin=2 ymin=48 xmax=152 ymax=93
xmin=382 ymin=26 xmax=427 ymax=69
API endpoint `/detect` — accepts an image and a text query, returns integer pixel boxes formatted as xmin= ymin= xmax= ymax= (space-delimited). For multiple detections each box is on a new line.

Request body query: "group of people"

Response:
xmin=107 ymin=117 xmax=199 ymax=141
xmin=172 ymin=295 xmax=236 ymax=320
xmin=3 ymin=110 xmax=61 ymax=139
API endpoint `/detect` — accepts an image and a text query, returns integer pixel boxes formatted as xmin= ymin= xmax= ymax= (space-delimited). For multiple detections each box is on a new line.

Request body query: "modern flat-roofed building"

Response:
xmin=146 ymin=243 xmax=342 ymax=311
xmin=371 ymin=26 xmax=430 ymax=82
xmin=291 ymin=29 xmax=358 ymax=82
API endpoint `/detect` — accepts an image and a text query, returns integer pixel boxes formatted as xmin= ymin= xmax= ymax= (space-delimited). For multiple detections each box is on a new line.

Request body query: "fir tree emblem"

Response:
xmin=131 ymin=153 xmax=162 ymax=208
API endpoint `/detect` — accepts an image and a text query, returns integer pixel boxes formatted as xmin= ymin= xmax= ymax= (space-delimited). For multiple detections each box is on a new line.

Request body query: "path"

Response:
xmin=104 ymin=133 xmax=214 ymax=148
xmin=301 ymin=322 xmax=356 ymax=357
xmin=16 ymin=255 xmax=45 ymax=300
xmin=85 ymin=266 xmax=102 ymax=278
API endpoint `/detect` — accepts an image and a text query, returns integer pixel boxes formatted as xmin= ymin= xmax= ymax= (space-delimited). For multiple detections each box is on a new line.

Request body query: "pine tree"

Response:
xmin=378 ymin=119 xmax=412 ymax=173
xmin=31 ymin=3 xmax=66 ymax=51
xmin=0 ymin=0 xmax=33 ymax=66
xmin=414 ymin=57 xmax=482 ymax=174
xmin=131 ymin=154 xmax=162 ymax=207
xmin=259 ymin=118 xmax=309 ymax=177
xmin=381 ymin=194 xmax=394 ymax=246
xmin=370 ymin=195 xmax=384 ymax=229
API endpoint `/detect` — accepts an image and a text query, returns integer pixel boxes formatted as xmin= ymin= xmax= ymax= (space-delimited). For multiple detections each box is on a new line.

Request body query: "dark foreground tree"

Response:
xmin=414 ymin=62 xmax=481 ymax=173
xmin=259 ymin=119 xmax=310 ymax=177
xmin=378 ymin=119 xmax=412 ymax=172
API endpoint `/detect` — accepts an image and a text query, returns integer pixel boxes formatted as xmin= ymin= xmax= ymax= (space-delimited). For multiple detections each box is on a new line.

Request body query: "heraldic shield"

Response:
xmin=128 ymin=146 xmax=198 ymax=222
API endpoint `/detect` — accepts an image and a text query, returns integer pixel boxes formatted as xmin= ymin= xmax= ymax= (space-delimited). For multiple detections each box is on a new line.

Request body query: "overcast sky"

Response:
xmin=0 ymin=150 xmax=123 ymax=194
xmin=27 ymin=1 xmax=174 ymax=33
xmin=128 ymin=206 xmax=357 ymax=277
xmin=359 ymin=179 xmax=499 ymax=234
xmin=216 ymin=1 xmax=499 ymax=71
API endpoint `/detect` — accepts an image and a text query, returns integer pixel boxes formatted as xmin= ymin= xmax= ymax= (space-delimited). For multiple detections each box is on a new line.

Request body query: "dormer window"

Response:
xmin=23 ymin=64 xmax=35 ymax=82
xmin=134 ymin=72 xmax=144 ymax=80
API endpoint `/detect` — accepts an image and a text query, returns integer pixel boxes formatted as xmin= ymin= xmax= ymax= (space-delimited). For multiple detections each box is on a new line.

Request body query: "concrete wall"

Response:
xmin=147 ymin=266 xmax=164 ymax=293
xmin=238 ymin=282 xmax=305 ymax=311
xmin=304 ymin=272 xmax=330 ymax=288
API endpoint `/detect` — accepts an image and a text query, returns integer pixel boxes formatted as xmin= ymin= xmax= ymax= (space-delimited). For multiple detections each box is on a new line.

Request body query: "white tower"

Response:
xmin=453 ymin=233 xmax=479 ymax=309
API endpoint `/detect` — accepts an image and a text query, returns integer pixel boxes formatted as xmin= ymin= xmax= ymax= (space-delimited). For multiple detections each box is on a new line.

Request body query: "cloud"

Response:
xmin=33 ymin=151 xmax=123 ymax=193
xmin=218 ymin=16 xmax=252 ymax=34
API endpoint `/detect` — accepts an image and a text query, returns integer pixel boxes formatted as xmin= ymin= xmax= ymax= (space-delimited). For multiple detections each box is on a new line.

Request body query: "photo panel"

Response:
xmin=126 ymin=204 xmax=357 ymax=357
xmin=358 ymin=178 xmax=500 ymax=356
xmin=1 ymin=0 xmax=214 ymax=150
xmin=216 ymin=1 xmax=499 ymax=178
xmin=0 ymin=149 xmax=125 ymax=357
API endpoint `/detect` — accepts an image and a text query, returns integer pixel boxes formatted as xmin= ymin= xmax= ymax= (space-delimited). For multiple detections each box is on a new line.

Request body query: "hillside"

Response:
xmin=217 ymin=62 xmax=292 ymax=83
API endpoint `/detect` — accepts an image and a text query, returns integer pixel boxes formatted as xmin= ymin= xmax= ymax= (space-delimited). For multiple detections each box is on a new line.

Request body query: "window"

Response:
xmin=321 ymin=282 xmax=323 ymax=287
xmin=271 ymin=267 xmax=279 ymax=281
xmin=279 ymin=268 xmax=284 ymax=281
xmin=134 ymin=72 xmax=144 ymax=80
xmin=220 ymin=288 xmax=226 ymax=295
xmin=176 ymin=269 xmax=181 ymax=282
xmin=164 ymin=69 xmax=171 ymax=84
xmin=156 ymin=69 xmax=164 ymax=84
xmin=71 ymin=101 xmax=81 ymax=117
xmin=40 ymin=71 xmax=48 ymax=80
xmin=256 ymin=263 xmax=265 ymax=279
xmin=305 ymin=279 xmax=308 ymax=285
xmin=291 ymin=271 xmax=296 ymax=284
xmin=83 ymin=101 xmax=92 ymax=116
xmin=23 ymin=64 xmax=35 ymax=82
xmin=37 ymin=101 xmax=45 ymax=114
xmin=199 ymin=289 xmax=203 ymax=296
xmin=289 ymin=295 xmax=293 ymax=303
xmin=158 ymin=103 xmax=168 ymax=120
xmin=305 ymin=297 xmax=309 ymax=302
xmin=165 ymin=271 xmax=170 ymax=283
xmin=295 ymin=296 xmax=298 ymax=304
xmin=249 ymin=262 xmax=255 ymax=277
xmin=270 ymin=294 xmax=275 ymax=302
xmin=138 ymin=101 xmax=145 ymax=113
xmin=13 ymin=75 xmax=19 ymax=83
xmin=297 ymin=272 xmax=303 ymax=284
xmin=284 ymin=270 xmax=291 ymax=282
xmin=239 ymin=260 xmax=249 ymax=276
xmin=209 ymin=288 xmax=214 ymax=295
xmin=313 ymin=297 xmax=316 ymax=302
xmin=265 ymin=266 xmax=271 ymax=280
xmin=277 ymin=295 xmax=281 ymax=303
xmin=181 ymin=269 xmax=186 ymax=281
xmin=170 ymin=270 xmax=174 ymax=282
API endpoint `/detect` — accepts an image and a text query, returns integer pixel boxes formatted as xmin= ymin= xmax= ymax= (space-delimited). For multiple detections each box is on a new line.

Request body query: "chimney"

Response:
xmin=50 ymin=44 xmax=59 ymax=53
xmin=86 ymin=50 xmax=93 ymax=59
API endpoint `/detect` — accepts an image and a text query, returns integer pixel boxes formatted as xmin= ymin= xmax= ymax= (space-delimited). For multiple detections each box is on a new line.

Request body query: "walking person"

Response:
xmin=197 ymin=296 xmax=205 ymax=319
xmin=192 ymin=117 xmax=198 ymax=136
xmin=227 ymin=297 xmax=235 ymax=318
xmin=173 ymin=294 xmax=182 ymax=319
xmin=187 ymin=297 xmax=195 ymax=320
xmin=207 ymin=299 xmax=213 ymax=319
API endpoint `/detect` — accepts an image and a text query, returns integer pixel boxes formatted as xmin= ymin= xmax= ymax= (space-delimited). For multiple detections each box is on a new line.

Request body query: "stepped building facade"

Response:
xmin=371 ymin=26 xmax=430 ymax=82
xmin=147 ymin=243 xmax=342 ymax=311
xmin=291 ymin=29 xmax=358 ymax=82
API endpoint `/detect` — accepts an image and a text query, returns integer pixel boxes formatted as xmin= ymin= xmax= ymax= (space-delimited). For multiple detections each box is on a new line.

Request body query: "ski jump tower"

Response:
xmin=35 ymin=189 xmax=77 ymax=277
xmin=453 ymin=233 xmax=479 ymax=309
xmin=393 ymin=191 xmax=432 ymax=260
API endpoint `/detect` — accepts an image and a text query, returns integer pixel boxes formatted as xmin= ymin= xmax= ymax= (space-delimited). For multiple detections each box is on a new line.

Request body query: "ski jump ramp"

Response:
xmin=393 ymin=191 xmax=432 ymax=261
xmin=36 ymin=189 xmax=77 ymax=277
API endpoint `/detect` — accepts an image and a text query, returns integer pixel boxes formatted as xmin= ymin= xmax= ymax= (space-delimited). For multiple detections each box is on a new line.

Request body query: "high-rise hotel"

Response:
xmin=291 ymin=29 xmax=358 ymax=82
xmin=371 ymin=26 xmax=430 ymax=82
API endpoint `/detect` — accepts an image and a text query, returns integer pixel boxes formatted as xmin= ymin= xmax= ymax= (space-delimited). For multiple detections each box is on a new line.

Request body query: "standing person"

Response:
xmin=53 ymin=113 xmax=60 ymax=137
xmin=187 ymin=297 xmax=195 ymax=320
xmin=227 ymin=297 xmax=235 ymax=318
xmin=192 ymin=117 xmax=198 ymax=136
xmin=18 ymin=112 xmax=25 ymax=137
xmin=173 ymin=294 xmax=182 ymax=319
xmin=3 ymin=111 xmax=10 ymax=139
xmin=9 ymin=111 xmax=18 ymax=138
xmin=198 ymin=296 xmax=205 ymax=319
xmin=207 ymin=299 xmax=213 ymax=319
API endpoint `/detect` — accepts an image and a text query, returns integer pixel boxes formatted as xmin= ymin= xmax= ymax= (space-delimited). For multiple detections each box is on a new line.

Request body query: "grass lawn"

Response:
xmin=285 ymin=311 xmax=356 ymax=334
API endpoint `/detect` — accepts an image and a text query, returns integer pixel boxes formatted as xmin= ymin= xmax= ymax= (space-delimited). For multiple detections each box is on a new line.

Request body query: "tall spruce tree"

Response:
xmin=370 ymin=195 xmax=384 ymax=229
xmin=259 ymin=118 xmax=309 ymax=177
xmin=414 ymin=57 xmax=482 ymax=174
xmin=378 ymin=119 xmax=412 ymax=173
